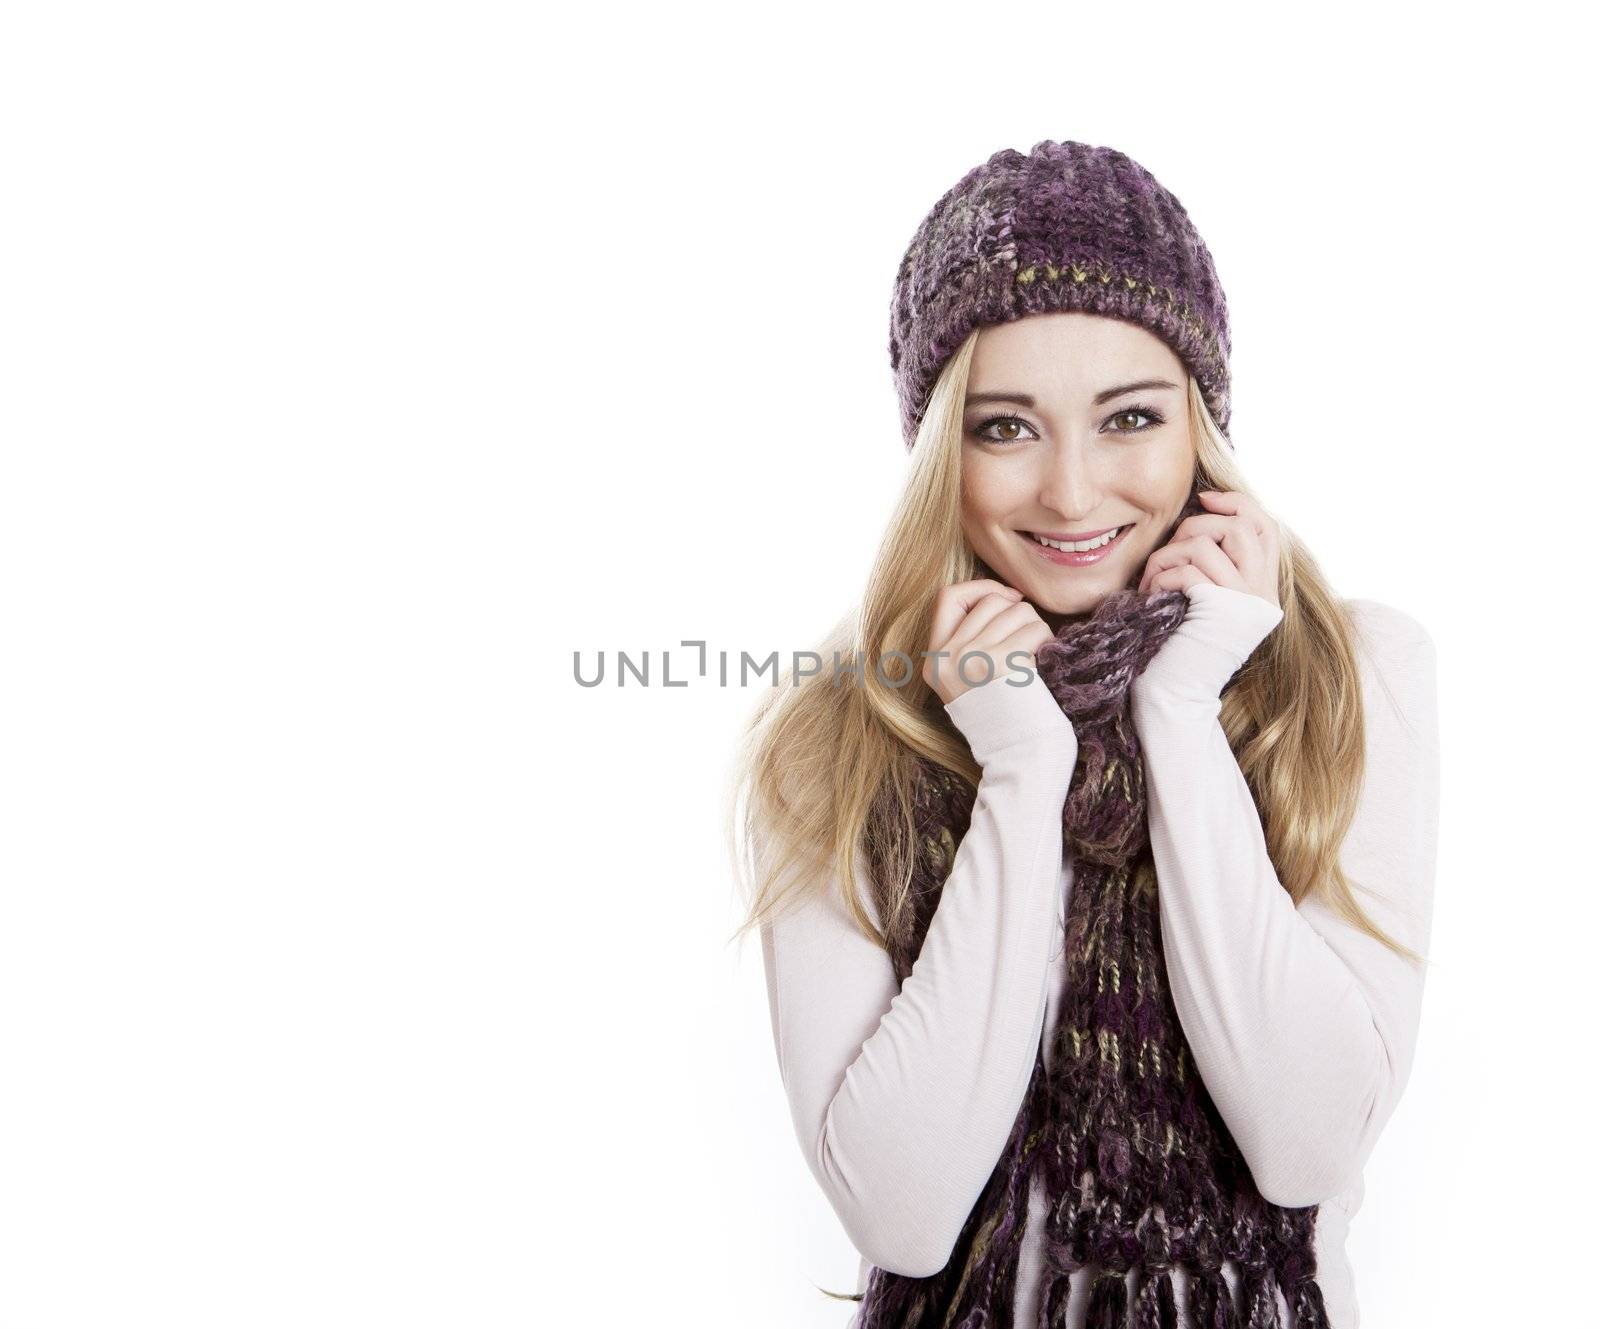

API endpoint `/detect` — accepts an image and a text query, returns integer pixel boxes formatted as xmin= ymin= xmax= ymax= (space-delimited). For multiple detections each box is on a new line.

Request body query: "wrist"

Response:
xmin=944 ymin=667 xmax=1077 ymax=768
xmin=1133 ymin=581 xmax=1283 ymax=705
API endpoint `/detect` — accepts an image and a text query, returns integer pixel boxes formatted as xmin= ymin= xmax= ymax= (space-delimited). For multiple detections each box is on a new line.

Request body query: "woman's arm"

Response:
xmin=1130 ymin=582 xmax=1441 ymax=1208
xmin=758 ymin=671 xmax=1076 ymax=1277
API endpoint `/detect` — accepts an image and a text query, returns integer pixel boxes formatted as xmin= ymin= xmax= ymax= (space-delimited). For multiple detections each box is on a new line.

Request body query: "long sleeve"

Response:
xmin=1130 ymin=581 xmax=1440 ymax=1208
xmin=758 ymin=670 xmax=1077 ymax=1278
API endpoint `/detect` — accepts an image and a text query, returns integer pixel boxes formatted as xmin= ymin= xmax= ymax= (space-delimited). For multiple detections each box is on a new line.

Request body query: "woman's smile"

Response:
xmin=1019 ymin=522 xmax=1135 ymax=567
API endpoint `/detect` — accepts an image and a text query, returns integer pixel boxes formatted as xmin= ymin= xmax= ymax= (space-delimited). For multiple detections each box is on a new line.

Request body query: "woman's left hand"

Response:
xmin=1137 ymin=489 xmax=1281 ymax=609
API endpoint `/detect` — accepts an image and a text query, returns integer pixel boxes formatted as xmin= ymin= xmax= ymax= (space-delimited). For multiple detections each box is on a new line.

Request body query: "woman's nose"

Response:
xmin=1036 ymin=446 xmax=1101 ymax=516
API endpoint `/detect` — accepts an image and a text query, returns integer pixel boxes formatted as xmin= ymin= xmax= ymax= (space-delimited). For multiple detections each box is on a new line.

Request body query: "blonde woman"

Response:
xmin=730 ymin=140 xmax=1438 ymax=1329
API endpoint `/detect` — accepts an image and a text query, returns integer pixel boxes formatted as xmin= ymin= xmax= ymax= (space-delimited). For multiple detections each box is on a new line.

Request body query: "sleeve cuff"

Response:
xmin=943 ymin=667 xmax=1077 ymax=768
xmin=1133 ymin=582 xmax=1285 ymax=705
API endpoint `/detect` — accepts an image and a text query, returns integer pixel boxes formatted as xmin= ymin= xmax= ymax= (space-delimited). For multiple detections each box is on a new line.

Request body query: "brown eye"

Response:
xmin=972 ymin=414 xmax=1037 ymax=444
xmin=1105 ymin=406 xmax=1165 ymax=434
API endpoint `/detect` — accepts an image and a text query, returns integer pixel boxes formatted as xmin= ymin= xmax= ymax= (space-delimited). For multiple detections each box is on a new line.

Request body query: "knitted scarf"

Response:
xmin=856 ymin=579 xmax=1331 ymax=1329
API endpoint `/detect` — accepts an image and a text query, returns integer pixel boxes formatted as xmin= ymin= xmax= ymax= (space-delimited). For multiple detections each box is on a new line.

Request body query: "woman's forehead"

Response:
xmin=969 ymin=315 xmax=1186 ymax=392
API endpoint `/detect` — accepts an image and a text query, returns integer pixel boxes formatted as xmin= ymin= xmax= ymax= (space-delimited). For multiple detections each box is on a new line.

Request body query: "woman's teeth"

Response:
xmin=1029 ymin=527 xmax=1124 ymax=553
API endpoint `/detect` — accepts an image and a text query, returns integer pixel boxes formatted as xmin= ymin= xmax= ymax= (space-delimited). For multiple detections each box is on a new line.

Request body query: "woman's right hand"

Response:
xmin=922 ymin=579 xmax=1054 ymax=706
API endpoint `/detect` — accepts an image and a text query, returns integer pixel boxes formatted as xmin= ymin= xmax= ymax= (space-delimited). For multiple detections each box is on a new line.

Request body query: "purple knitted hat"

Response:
xmin=889 ymin=139 xmax=1233 ymax=450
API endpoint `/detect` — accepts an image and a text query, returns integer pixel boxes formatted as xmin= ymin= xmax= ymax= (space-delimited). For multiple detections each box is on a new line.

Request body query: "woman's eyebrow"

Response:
xmin=1093 ymin=377 xmax=1180 ymax=404
xmin=964 ymin=378 xmax=1181 ymax=409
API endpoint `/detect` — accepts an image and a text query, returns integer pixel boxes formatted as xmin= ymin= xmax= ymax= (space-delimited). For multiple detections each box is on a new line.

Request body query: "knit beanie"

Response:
xmin=888 ymin=139 xmax=1233 ymax=451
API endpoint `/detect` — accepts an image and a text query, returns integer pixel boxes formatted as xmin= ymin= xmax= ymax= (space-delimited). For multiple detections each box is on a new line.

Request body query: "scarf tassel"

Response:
xmin=1041 ymin=1267 xmax=1075 ymax=1328
xmin=1290 ymin=1278 xmax=1331 ymax=1329
xmin=1132 ymin=1267 xmax=1177 ymax=1329
xmin=1086 ymin=1269 xmax=1128 ymax=1328
xmin=1185 ymin=1268 xmax=1236 ymax=1329
xmin=1239 ymin=1267 xmax=1282 ymax=1329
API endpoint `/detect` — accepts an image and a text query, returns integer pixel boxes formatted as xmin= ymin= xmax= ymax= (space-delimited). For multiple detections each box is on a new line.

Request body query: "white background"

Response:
xmin=2 ymin=3 xmax=1594 ymax=1326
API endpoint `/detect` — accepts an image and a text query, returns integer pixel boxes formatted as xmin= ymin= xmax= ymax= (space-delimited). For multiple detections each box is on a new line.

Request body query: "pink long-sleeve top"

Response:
xmin=758 ymin=582 xmax=1440 ymax=1329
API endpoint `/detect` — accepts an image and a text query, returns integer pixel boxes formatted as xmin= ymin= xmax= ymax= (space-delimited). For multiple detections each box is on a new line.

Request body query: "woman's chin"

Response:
xmin=1026 ymin=574 xmax=1125 ymax=614
xmin=1031 ymin=587 xmax=1115 ymax=628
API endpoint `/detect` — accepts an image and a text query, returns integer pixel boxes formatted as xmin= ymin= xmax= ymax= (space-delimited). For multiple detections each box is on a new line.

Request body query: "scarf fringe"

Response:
xmin=1086 ymin=1269 xmax=1127 ymax=1328
xmin=1132 ymin=1267 xmax=1177 ymax=1329
xmin=1041 ymin=1267 xmax=1074 ymax=1328
xmin=1186 ymin=1267 xmax=1236 ymax=1329
xmin=1290 ymin=1277 xmax=1331 ymax=1329
xmin=1030 ymin=1260 xmax=1330 ymax=1329
xmin=1239 ymin=1266 xmax=1282 ymax=1328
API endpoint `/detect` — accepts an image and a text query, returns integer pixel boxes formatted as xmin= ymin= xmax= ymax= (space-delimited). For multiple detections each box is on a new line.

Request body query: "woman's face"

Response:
xmin=959 ymin=311 xmax=1198 ymax=622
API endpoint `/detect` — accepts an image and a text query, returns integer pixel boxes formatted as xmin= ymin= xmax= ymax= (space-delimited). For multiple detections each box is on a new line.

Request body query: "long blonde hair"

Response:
xmin=725 ymin=328 xmax=1422 ymax=967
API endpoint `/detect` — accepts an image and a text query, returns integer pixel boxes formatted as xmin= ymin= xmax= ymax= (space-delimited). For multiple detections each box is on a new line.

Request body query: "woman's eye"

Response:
xmin=1106 ymin=407 xmax=1163 ymax=433
xmin=972 ymin=415 xmax=1036 ymax=443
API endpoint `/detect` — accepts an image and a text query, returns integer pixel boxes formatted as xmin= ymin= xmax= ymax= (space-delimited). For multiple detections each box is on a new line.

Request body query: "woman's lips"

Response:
xmin=1030 ymin=524 xmax=1121 ymax=542
xmin=1019 ymin=524 xmax=1132 ymax=567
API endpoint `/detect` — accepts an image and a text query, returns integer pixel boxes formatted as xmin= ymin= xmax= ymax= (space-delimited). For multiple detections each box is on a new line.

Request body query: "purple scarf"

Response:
xmin=858 ymin=570 xmax=1330 ymax=1328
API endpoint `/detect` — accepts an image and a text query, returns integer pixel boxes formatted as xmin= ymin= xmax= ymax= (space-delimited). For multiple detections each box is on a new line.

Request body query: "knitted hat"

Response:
xmin=888 ymin=139 xmax=1233 ymax=451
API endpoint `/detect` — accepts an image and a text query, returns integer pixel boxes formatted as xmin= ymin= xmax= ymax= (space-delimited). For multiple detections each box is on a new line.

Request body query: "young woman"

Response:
xmin=731 ymin=140 xmax=1438 ymax=1329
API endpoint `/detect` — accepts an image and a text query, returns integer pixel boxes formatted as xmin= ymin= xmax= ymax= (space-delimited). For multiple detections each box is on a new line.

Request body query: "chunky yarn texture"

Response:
xmin=859 ymin=582 xmax=1330 ymax=1329
xmin=888 ymin=138 xmax=1233 ymax=452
